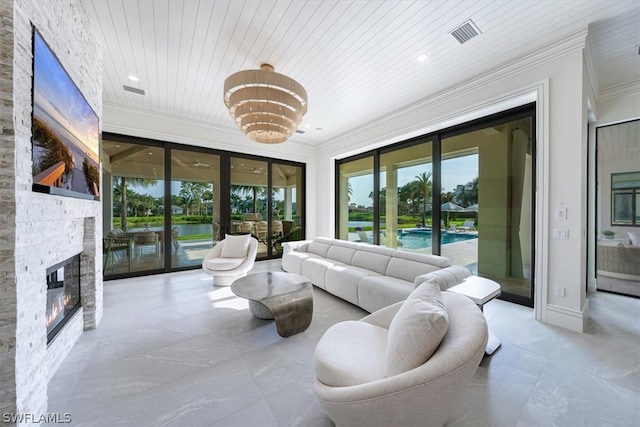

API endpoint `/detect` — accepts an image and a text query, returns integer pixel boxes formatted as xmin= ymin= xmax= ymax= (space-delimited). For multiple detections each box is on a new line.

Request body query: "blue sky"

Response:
xmin=349 ymin=154 xmax=478 ymax=206
xmin=33 ymin=31 xmax=99 ymax=158
xmin=129 ymin=154 xmax=478 ymax=206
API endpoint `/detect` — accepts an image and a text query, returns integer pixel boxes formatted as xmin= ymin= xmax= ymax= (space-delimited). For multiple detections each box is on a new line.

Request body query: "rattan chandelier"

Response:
xmin=223 ymin=64 xmax=308 ymax=144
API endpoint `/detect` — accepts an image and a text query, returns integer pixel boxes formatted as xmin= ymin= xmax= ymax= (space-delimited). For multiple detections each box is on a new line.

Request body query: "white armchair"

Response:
xmin=202 ymin=235 xmax=258 ymax=286
xmin=313 ymin=282 xmax=488 ymax=427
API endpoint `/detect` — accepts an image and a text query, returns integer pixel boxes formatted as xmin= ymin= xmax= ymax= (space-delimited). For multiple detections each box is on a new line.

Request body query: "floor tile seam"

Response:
xmin=79 ymin=331 xmax=234 ymax=372
xmin=103 ymin=290 xmax=211 ymax=309
xmin=545 ymin=348 xmax=640 ymax=385
xmin=64 ymin=357 xmax=254 ymax=420
xmin=492 ymin=335 xmax=558 ymax=359
xmin=511 ymin=357 xmax=554 ymax=427
xmin=210 ymin=397 xmax=277 ymax=426
xmin=102 ymin=286 xmax=206 ymax=306
xmin=538 ymin=355 xmax=640 ymax=399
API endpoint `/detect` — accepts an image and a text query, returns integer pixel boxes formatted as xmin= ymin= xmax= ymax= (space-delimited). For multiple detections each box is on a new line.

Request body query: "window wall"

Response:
xmin=336 ymin=104 xmax=535 ymax=306
xmin=337 ymin=156 xmax=374 ymax=242
xmin=441 ymin=117 xmax=533 ymax=300
xmin=272 ymin=162 xmax=304 ymax=255
xmin=103 ymin=141 xmax=165 ymax=275
xmin=379 ymin=141 xmax=434 ymax=252
xmin=171 ymin=150 xmax=220 ymax=268
xmin=102 ymin=134 xmax=305 ymax=280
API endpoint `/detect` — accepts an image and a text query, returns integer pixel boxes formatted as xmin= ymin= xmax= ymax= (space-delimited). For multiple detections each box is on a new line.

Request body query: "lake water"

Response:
xmin=129 ymin=224 xmax=212 ymax=236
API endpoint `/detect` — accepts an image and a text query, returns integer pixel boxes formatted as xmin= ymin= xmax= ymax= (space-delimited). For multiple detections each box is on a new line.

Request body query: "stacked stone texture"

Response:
xmin=1 ymin=0 xmax=103 ymax=422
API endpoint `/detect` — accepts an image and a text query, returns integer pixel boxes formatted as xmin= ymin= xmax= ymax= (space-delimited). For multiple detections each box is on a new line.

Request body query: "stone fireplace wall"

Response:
xmin=0 ymin=0 xmax=102 ymax=420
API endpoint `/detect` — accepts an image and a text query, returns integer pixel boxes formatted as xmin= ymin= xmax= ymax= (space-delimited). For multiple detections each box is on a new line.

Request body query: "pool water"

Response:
xmin=397 ymin=229 xmax=477 ymax=249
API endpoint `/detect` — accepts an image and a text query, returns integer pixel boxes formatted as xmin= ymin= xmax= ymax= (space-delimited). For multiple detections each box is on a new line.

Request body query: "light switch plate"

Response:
xmin=555 ymin=207 xmax=567 ymax=220
xmin=553 ymin=229 xmax=569 ymax=239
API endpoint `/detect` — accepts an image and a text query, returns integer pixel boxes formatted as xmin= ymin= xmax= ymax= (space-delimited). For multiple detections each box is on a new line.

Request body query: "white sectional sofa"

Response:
xmin=282 ymin=237 xmax=472 ymax=312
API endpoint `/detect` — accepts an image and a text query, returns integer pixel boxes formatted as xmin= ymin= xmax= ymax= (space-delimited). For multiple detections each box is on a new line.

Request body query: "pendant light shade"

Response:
xmin=223 ymin=64 xmax=308 ymax=144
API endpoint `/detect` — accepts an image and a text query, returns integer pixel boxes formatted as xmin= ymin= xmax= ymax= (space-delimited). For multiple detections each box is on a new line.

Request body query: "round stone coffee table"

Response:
xmin=231 ymin=271 xmax=313 ymax=337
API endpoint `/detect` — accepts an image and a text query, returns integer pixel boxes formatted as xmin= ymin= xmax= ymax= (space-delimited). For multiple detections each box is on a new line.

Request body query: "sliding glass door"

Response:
xmin=102 ymin=134 xmax=305 ymax=280
xmin=337 ymin=156 xmax=374 ymax=242
xmin=272 ymin=162 xmax=304 ymax=255
xmin=379 ymin=140 xmax=434 ymax=252
xmin=442 ymin=116 xmax=533 ymax=303
xmin=229 ymin=157 xmax=269 ymax=257
xmin=102 ymin=141 xmax=165 ymax=275
xmin=170 ymin=149 xmax=220 ymax=269
xmin=335 ymin=104 xmax=535 ymax=306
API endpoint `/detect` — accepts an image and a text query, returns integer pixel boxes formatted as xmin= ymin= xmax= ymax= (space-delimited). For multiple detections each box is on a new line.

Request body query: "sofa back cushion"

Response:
xmin=352 ymin=246 xmax=393 ymax=275
xmin=308 ymin=240 xmax=332 ymax=257
xmin=392 ymin=250 xmax=452 ymax=268
xmin=385 ymin=251 xmax=451 ymax=282
xmin=326 ymin=245 xmax=357 ymax=264
xmin=385 ymin=258 xmax=437 ymax=282
xmin=384 ymin=280 xmax=449 ymax=377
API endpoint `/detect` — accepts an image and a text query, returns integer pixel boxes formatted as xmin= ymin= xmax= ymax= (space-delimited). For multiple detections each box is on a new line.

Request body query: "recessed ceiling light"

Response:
xmin=417 ymin=54 xmax=428 ymax=62
xmin=128 ymin=75 xmax=139 ymax=81
xmin=148 ymin=151 xmax=153 ymax=155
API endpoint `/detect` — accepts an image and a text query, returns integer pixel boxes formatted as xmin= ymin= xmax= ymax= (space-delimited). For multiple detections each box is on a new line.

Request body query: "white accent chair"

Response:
xmin=202 ymin=235 xmax=258 ymax=286
xmin=313 ymin=282 xmax=488 ymax=427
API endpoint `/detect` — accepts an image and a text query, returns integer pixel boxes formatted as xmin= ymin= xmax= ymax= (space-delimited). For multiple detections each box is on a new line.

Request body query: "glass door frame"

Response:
xmin=102 ymin=132 xmax=306 ymax=280
xmin=335 ymin=103 xmax=536 ymax=306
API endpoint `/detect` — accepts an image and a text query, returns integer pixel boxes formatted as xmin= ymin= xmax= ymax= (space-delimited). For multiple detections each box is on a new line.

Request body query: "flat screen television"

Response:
xmin=31 ymin=27 xmax=100 ymax=201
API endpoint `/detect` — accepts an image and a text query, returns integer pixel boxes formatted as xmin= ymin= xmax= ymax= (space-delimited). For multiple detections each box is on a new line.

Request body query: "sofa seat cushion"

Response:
xmin=358 ymin=275 xmax=415 ymax=313
xmin=281 ymin=251 xmax=321 ymax=275
xmin=385 ymin=280 xmax=449 ymax=377
xmin=302 ymin=257 xmax=345 ymax=289
xmin=314 ymin=320 xmax=387 ymax=387
xmin=326 ymin=265 xmax=381 ymax=306
xmin=204 ymin=257 xmax=245 ymax=271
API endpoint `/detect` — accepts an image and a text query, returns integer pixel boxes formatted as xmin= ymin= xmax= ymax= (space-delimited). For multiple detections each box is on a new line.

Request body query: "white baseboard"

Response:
xmin=545 ymin=299 xmax=589 ymax=333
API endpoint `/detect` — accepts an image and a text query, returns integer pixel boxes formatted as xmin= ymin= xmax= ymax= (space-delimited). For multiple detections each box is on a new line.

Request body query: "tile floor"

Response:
xmin=47 ymin=260 xmax=640 ymax=426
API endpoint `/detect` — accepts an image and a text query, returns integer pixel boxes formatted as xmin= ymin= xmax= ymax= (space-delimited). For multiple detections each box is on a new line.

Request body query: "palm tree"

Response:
xmin=232 ymin=185 xmax=265 ymax=214
xmin=413 ymin=172 xmax=432 ymax=226
xmin=116 ymin=177 xmax=156 ymax=231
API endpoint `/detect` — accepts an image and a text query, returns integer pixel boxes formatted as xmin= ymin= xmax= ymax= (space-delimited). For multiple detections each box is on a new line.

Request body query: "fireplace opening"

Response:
xmin=46 ymin=254 xmax=81 ymax=344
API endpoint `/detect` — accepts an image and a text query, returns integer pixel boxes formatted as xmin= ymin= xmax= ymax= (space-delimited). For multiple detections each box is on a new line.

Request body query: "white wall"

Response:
xmin=316 ymin=31 xmax=591 ymax=332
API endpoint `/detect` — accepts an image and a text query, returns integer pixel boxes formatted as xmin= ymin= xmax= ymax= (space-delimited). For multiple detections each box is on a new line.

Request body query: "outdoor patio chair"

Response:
xmin=459 ymin=221 xmax=475 ymax=232
xmin=357 ymin=230 xmax=371 ymax=243
xmin=170 ymin=227 xmax=180 ymax=253
xmin=255 ymin=221 xmax=268 ymax=242
xmin=133 ymin=232 xmax=160 ymax=260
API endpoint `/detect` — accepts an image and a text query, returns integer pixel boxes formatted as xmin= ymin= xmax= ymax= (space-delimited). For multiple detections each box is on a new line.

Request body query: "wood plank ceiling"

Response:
xmin=86 ymin=1 xmax=640 ymax=146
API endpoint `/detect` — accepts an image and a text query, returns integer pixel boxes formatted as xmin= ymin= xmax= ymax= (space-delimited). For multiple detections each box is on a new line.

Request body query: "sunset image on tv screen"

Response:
xmin=32 ymin=29 xmax=100 ymax=200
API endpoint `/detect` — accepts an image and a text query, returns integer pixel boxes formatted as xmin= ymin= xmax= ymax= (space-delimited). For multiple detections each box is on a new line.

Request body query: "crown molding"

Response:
xmin=101 ymin=102 xmax=316 ymax=160
xmin=597 ymin=81 xmax=640 ymax=103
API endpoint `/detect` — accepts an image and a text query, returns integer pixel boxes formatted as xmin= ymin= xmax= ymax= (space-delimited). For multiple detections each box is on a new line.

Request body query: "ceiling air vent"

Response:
xmin=123 ymin=85 xmax=145 ymax=95
xmin=450 ymin=20 xmax=481 ymax=44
